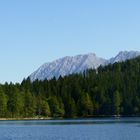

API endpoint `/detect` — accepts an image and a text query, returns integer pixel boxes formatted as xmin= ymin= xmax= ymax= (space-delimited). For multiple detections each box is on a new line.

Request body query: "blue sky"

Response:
xmin=0 ymin=0 xmax=140 ymax=83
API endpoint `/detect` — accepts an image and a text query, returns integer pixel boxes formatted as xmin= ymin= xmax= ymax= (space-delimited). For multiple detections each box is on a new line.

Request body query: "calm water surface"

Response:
xmin=0 ymin=117 xmax=140 ymax=140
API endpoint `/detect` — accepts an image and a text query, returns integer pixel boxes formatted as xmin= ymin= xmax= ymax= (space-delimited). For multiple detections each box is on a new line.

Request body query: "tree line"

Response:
xmin=0 ymin=56 xmax=140 ymax=118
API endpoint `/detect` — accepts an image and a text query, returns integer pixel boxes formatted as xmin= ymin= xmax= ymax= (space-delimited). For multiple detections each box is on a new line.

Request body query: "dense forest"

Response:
xmin=0 ymin=56 xmax=140 ymax=118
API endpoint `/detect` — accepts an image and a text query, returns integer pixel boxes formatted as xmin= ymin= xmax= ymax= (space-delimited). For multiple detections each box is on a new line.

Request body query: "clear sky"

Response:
xmin=0 ymin=0 xmax=140 ymax=83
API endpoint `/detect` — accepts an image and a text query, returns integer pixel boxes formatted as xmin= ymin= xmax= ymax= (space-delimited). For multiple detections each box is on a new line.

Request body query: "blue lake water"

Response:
xmin=0 ymin=117 xmax=140 ymax=140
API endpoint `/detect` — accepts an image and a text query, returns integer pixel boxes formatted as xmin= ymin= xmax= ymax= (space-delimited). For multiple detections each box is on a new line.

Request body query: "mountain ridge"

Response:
xmin=29 ymin=51 xmax=140 ymax=81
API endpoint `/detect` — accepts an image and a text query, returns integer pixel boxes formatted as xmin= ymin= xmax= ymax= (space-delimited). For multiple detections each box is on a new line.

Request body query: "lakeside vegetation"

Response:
xmin=0 ymin=56 xmax=140 ymax=118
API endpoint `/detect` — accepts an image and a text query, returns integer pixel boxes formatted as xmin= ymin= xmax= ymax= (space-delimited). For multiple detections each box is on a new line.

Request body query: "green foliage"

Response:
xmin=7 ymin=88 xmax=23 ymax=117
xmin=23 ymin=91 xmax=36 ymax=117
xmin=36 ymin=95 xmax=51 ymax=117
xmin=113 ymin=91 xmax=121 ymax=115
xmin=78 ymin=93 xmax=93 ymax=116
xmin=48 ymin=96 xmax=65 ymax=117
xmin=40 ymin=100 xmax=51 ymax=116
xmin=63 ymin=95 xmax=77 ymax=117
xmin=0 ymin=88 xmax=7 ymax=117
xmin=1 ymin=56 xmax=140 ymax=118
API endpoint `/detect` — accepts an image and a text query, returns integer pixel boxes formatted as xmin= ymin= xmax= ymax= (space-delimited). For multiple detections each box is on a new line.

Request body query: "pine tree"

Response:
xmin=0 ymin=88 xmax=7 ymax=117
xmin=48 ymin=96 xmax=65 ymax=117
xmin=7 ymin=88 xmax=24 ymax=117
xmin=78 ymin=93 xmax=93 ymax=116
xmin=113 ymin=91 xmax=121 ymax=115
xmin=23 ymin=91 xmax=36 ymax=117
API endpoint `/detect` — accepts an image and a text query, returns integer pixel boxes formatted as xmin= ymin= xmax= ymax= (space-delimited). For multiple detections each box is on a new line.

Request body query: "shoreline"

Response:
xmin=0 ymin=115 xmax=140 ymax=121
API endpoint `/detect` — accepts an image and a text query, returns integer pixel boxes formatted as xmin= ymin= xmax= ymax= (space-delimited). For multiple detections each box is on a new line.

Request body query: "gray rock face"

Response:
xmin=107 ymin=51 xmax=140 ymax=64
xmin=29 ymin=51 xmax=140 ymax=81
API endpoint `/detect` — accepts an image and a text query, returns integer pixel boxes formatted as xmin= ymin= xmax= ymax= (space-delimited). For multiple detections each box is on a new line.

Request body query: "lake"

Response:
xmin=0 ymin=117 xmax=139 ymax=140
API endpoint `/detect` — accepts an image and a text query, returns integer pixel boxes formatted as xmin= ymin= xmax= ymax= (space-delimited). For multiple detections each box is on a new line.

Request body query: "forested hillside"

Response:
xmin=0 ymin=56 xmax=140 ymax=118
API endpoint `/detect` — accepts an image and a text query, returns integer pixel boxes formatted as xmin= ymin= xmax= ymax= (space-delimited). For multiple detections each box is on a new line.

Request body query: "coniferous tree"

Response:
xmin=0 ymin=88 xmax=7 ymax=117
xmin=7 ymin=88 xmax=23 ymax=117
xmin=78 ymin=93 xmax=93 ymax=116
xmin=23 ymin=91 xmax=36 ymax=117
xmin=48 ymin=96 xmax=65 ymax=117
xmin=113 ymin=91 xmax=121 ymax=115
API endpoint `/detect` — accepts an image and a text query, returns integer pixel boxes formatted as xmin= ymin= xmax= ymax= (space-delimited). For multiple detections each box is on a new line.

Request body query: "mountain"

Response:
xmin=107 ymin=51 xmax=140 ymax=64
xmin=30 ymin=53 xmax=106 ymax=81
xmin=29 ymin=51 xmax=140 ymax=81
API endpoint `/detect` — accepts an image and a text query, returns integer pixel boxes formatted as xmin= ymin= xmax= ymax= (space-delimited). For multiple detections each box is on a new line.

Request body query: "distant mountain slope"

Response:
xmin=107 ymin=51 xmax=140 ymax=64
xmin=30 ymin=53 xmax=106 ymax=81
xmin=29 ymin=51 xmax=140 ymax=81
